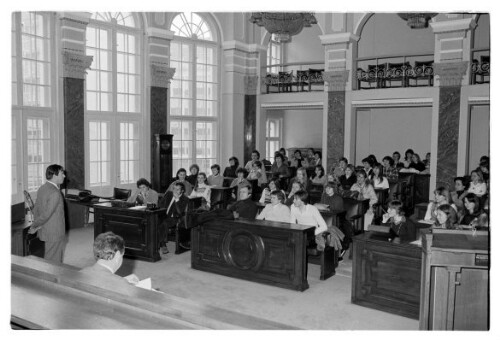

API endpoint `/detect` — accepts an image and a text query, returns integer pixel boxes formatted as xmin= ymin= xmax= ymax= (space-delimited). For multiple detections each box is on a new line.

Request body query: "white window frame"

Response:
xmin=265 ymin=117 xmax=283 ymax=163
xmin=267 ymin=34 xmax=284 ymax=74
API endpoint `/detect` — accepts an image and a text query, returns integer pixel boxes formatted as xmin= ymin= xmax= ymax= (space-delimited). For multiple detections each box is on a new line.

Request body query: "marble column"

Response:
xmin=434 ymin=61 xmax=468 ymax=189
xmin=150 ymin=63 xmax=175 ymax=136
xmin=324 ymin=70 xmax=350 ymax=173
xmin=244 ymin=75 xmax=258 ymax=163
xmin=62 ymin=50 xmax=93 ymax=189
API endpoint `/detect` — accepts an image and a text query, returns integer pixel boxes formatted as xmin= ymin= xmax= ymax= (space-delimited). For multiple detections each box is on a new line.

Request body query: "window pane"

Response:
xmin=181 ymin=99 xmax=192 ymax=116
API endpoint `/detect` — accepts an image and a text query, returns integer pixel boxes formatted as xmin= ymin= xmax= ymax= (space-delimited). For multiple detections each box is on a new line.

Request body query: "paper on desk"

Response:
xmin=129 ymin=205 xmax=147 ymax=210
xmin=417 ymin=219 xmax=435 ymax=225
xmin=410 ymin=239 xmax=422 ymax=247
xmin=135 ymin=277 xmax=152 ymax=290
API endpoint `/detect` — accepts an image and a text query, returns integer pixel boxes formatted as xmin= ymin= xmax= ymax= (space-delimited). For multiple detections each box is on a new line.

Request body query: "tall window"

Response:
xmin=266 ymin=117 xmax=282 ymax=163
xmin=169 ymin=13 xmax=219 ymax=173
xmin=86 ymin=12 xmax=142 ymax=193
xmin=12 ymin=12 xmax=55 ymax=199
xmin=267 ymin=34 xmax=282 ymax=74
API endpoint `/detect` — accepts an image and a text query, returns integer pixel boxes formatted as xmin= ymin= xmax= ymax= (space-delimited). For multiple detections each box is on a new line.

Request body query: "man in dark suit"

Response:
xmin=28 ymin=164 xmax=66 ymax=263
xmin=227 ymin=184 xmax=258 ymax=219
xmin=158 ymin=182 xmax=189 ymax=254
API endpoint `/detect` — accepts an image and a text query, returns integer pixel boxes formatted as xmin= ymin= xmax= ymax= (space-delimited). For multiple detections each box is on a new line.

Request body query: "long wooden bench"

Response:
xmin=11 ymin=255 xmax=298 ymax=330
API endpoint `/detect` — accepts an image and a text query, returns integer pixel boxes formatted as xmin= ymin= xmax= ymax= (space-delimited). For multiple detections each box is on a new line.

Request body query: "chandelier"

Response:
xmin=397 ymin=13 xmax=438 ymax=29
xmin=249 ymin=12 xmax=317 ymax=43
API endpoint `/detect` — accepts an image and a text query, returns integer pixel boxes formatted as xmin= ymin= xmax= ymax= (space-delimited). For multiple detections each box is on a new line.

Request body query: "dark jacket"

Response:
xmin=228 ymin=198 xmax=258 ymax=219
xmin=339 ymin=174 xmax=357 ymax=191
xmin=160 ymin=191 xmax=189 ymax=218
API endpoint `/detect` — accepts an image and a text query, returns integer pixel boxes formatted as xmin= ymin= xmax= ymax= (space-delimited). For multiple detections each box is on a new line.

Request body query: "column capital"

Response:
xmin=319 ymin=33 xmax=359 ymax=45
xmin=430 ymin=18 xmax=477 ymax=34
xmin=433 ymin=61 xmax=468 ymax=87
xmin=59 ymin=12 xmax=92 ymax=26
xmin=244 ymin=75 xmax=259 ymax=95
xmin=324 ymin=70 xmax=350 ymax=91
xmin=62 ymin=50 xmax=93 ymax=79
xmin=150 ymin=62 xmax=176 ymax=88
xmin=146 ymin=27 xmax=175 ymax=41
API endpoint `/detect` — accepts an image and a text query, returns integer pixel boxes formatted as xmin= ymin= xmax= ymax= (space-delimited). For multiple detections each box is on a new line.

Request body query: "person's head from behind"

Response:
xmin=382 ymin=156 xmax=394 ymax=168
xmin=239 ymin=185 xmax=251 ymax=201
xmin=229 ymin=156 xmax=239 ymax=168
xmin=173 ymin=182 xmax=185 ymax=197
xmin=293 ymin=190 xmax=308 ymax=207
xmin=176 ymin=168 xmax=187 ymax=181
xmin=454 ymin=176 xmax=468 ymax=192
xmin=387 ymin=200 xmax=404 ymax=218
xmin=463 ymin=193 xmax=481 ymax=215
xmin=189 ymin=164 xmax=199 ymax=176
xmin=136 ymin=178 xmax=151 ymax=194
xmin=436 ymin=204 xmax=457 ymax=228
xmin=434 ymin=187 xmax=450 ymax=204
xmin=236 ymin=167 xmax=247 ymax=179
xmin=251 ymin=150 xmax=260 ymax=161
xmin=46 ymin=164 xmax=65 ymax=184
xmin=211 ymin=164 xmax=220 ymax=176
xmin=345 ymin=164 xmax=355 ymax=178
xmin=270 ymin=190 xmax=285 ymax=206
xmin=368 ymin=154 xmax=378 ymax=165
xmin=93 ymin=232 xmax=125 ymax=273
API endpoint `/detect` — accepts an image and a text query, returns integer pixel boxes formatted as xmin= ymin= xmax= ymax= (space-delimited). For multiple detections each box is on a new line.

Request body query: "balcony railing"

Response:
xmin=356 ymin=53 xmax=434 ymax=90
xmin=471 ymin=49 xmax=490 ymax=85
xmin=263 ymin=61 xmax=324 ymax=94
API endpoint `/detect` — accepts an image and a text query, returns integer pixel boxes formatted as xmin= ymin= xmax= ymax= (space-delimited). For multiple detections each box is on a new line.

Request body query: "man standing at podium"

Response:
xmin=28 ymin=164 xmax=66 ymax=263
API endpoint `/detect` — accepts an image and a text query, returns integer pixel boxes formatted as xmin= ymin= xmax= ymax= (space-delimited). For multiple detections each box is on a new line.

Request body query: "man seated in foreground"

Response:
xmin=227 ymin=184 xmax=258 ymax=219
xmin=80 ymin=232 xmax=140 ymax=286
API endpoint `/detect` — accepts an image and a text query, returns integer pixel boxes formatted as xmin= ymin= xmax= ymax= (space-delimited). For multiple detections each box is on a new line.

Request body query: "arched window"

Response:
xmin=86 ymin=12 xmax=143 ymax=195
xmin=169 ymin=12 xmax=219 ymax=173
xmin=11 ymin=12 xmax=55 ymax=200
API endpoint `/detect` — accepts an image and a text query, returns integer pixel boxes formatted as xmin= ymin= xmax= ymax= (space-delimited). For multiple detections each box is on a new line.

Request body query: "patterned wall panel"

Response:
xmin=327 ymin=91 xmax=345 ymax=173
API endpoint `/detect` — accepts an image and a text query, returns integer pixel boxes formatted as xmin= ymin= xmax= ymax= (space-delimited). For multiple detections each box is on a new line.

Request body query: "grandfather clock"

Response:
xmin=151 ymin=134 xmax=173 ymax=193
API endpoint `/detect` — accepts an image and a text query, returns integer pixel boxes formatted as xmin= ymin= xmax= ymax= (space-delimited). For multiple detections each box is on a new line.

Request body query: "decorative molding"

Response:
xmin=430 ymin=18 xmax=476 ymax=33
xmin=433 ymin=61 xmax=468 ymax=87
xmin=468 ymin=96 xmax=490 ymax=104
xmin=62 ymin=50 xmax=93 ymax=79
xmin=222 ymin=40 xmax=267 ymax=53
xmin=59 ymin=12 xmax=92 ymax=25
xmin=323 ymin=70 xmax=349 ymax=91
xmin=244 ymin=75 xmax=259 ymax=95
xmin=261 ymin=101 xmax=323 ymax=110
xmin=319 ymin=32 xmax=359 ymax=45
xmin=151 ymin=63 xmax=176 ymax=88
xmin=351 ymin=98 xmax=433 ymax=108
xmin=146 ymin=27 xmax=175 ymax=40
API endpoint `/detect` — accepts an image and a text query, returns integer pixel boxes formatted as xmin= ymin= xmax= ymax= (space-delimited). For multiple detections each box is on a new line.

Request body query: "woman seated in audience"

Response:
xmin=433 ymin=204 xmax=458 ymax=230
xmin=460 ymin=193 xmax=489 ymax=228
xmin=450 ymin=176 xmax=469 ymax=216
xmin=259 ymin=178 xmax=285 ymax=204
xmin=311 ymin=151 xmax=322 ymax=167
xmin=186 ymin=164 xmax=200 ymax=186
xmin=247 ymin=160 xmax=267 ymax=186
xmin=392 ymin=151 xmax=404 ymax=169
xmin=207 ymin=164 xmax=224 ymax=187
xmin=361 ymin=157 xmax=374 ymax=177
xmin=468 ymin=170 xmax=487 ymax=197
xmin=332 ymin=157 xmax=348 ymax=179
xmin=279 ymin=147 xmax=289 ymax=164
xmin=381 ymin=200 xmax=416 ymax=243
xmin=318 ymin=182 xmax=344 ymax=211
xmin=167 ymin=168 xmax=193 ymax=196
xmin=223 ymin=156 xmax=239 ymax=178
xmin=285 ymin=181 xmax=305 ymax=206
xmin=370 ymin=164 xmax=389 ymax=189
xmin=271 ymin=153 xmax=290 ymax=179
xmin=311 ymin=165 xmax=327 ymax=186
xmin=288 ymin=167 xmax=311 ymax=192
xmin=339 ymin=164 xmax=357 ymax=191
xmin=256 ymin=190 xmax=290 ymax=223
xmin=478 ymin=159 xmax=489 ymax=183
xmin=290 ymin=149 xmax=305 ymax=168
xmin=304 ymin=148 xmax=315 ymax=167
xmin=424 ymin=187 xmax=455 ymax=222
xmin=403 ymin=149 xmax=414 ymax=168
xmin=423 ymin=152 xmax=431 ymax=168
xmin=230 ymin=167 xmax=250 ymax=200
xmin=127 ymin=178 xmax=159 ymax=206
xmin=350 ymin=170 xmax=378 ymax=229
xmin=189 ymin=172 xmax=211 ymax=210
xmin=368 ymin=154 xmax=378 ymax=166
xmin=408 ymin=153 xmax=426 ymax=172
xmin=382 ymin=156 xmax=398 ymax=181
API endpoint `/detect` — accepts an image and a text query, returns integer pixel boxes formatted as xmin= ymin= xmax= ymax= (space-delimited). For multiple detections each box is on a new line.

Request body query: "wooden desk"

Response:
xmin=352 ymin=232 xmax=422 ymax=319
xmin=11 ymin=255 xmax=297 ymax=330
xmin=65 ymin=198 xmax=97 ymax=229
xmin=93 ymin=202 xmax=167 ymax=262
xmin=11 ymin=220 xmax=44 ymax=258
xmin=191 ymin=218 xmax=315 ymax=291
